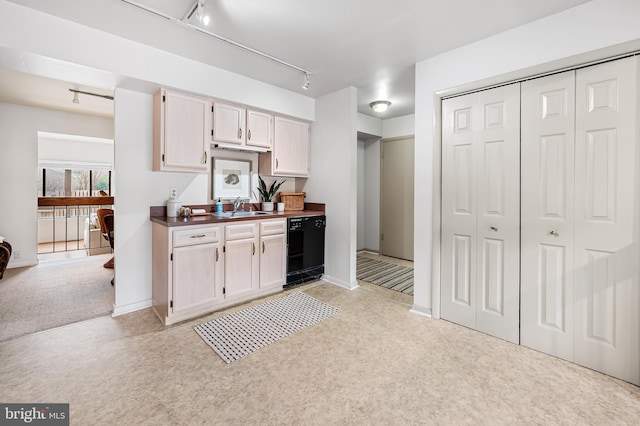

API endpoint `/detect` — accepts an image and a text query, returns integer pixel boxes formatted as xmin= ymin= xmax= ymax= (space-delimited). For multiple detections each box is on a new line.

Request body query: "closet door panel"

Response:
xmin=574 ymin=57 xmax=639 ymax=385
xmin=441 ymin=95 xmax=478 ymax=330
xmin=521 ymin=71 xmax=575 ymax=361
xmin=475 ymin=84 xmax=520 ymax=344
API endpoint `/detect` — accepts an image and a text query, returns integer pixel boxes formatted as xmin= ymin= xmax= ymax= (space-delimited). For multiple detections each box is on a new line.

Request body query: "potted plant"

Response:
xmin=257 ymin=175 xmax=286 ymax=211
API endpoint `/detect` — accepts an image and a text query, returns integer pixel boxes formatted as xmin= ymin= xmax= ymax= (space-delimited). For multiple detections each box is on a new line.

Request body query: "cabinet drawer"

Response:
xmin=225 ymin=222 xmax=257 ymax=241
xmin=173 ymin=227 xmax=220 ymax=247
xmin=260 ymin=219 xmax=286 ymax=236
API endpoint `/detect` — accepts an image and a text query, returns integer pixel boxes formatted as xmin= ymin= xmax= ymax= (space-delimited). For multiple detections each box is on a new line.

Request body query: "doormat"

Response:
xmin=356 ymin=255 xmax=414 ymax=295
xmin=194 ymin=292 xmax=340 ymax=363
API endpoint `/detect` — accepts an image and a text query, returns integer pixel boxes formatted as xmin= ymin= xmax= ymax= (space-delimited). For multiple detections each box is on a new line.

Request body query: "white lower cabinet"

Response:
xmin=223 ymin=222 xmax=259 ymax=299
xmin=259 ymin=220 xmax=287 ymax=290
xmin=152 ymin=218 xmax=287 ymax=325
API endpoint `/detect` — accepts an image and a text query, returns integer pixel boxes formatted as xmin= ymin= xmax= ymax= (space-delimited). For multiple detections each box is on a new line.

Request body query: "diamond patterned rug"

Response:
xmin=194 ymin=292 xmax=340 ymax=363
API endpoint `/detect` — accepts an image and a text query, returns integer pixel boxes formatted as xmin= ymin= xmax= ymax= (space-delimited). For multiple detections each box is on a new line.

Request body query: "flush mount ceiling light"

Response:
xmin=370 ymin=100 xmax=391 ymax=113
xmin=69 ymin=89 xmax=114 ymax=104
xmin=120 ymin=0 xmax=311 ymax=91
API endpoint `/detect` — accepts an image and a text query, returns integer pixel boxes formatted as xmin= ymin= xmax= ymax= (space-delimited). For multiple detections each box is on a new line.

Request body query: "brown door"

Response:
xmin=380 ymin=137 xmax=414 ymax=260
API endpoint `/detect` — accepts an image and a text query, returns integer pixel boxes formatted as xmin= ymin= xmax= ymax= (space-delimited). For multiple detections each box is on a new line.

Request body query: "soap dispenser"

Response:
xmin=166 ymin=188 xmax=181 ymax=217
xmin=215 ymin=198 xmax=223 ymax=213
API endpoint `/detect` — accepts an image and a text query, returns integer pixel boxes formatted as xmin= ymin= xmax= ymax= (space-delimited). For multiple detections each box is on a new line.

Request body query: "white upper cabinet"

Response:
xmin=213 ymin=102 xmax=246 ymax=145
xmin=246 ymin=109 xmax=273 ymax=149
xmin=259 ymin=116 xmax=309 ymax=177
xmin=153 ymin=88 xmax=211 ymax=173
xmin=213 ymin=102 xmax=273 ymax=151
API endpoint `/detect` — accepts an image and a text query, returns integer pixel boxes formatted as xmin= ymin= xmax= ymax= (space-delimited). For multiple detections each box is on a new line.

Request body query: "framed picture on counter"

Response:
xmin=211 ymin=157 xmax=252 ymax=200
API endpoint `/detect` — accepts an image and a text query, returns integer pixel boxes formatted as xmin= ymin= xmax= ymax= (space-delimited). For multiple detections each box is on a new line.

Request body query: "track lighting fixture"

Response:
xmin=120 ymin=0 xmax=312 ymax=91
xmin=69 ymin=89 xmax=114 ymax=104
xmin=302 ymin=73 xmax=310 ymax=90
xmin=370 ymin=100 xmax=391 ymax=113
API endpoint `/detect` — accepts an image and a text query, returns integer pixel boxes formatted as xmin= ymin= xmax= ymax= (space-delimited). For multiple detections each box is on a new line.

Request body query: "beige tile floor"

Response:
xmin=1 ymin=280 xmax=639 ymax=425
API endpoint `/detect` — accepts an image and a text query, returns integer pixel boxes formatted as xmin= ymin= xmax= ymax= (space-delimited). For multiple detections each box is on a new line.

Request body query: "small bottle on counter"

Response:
xmin=215 ymin=198 xmax=223 ymax=213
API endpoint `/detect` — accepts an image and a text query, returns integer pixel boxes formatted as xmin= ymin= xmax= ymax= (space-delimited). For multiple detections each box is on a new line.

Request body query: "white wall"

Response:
xmin=0 ymin=1 xmax=316 ymax=314
xmin=413 ymin=0 xmax=640 ymax=317
xmin=0 ymin=102 xmax=113 ymax=268
xmin=306 ymin=87 xmax=358 ymax=290
xmin=38 ymin=135 xmax=113 ymax=167
xmin=357 ymin=139 xmax=365 ymax=250
xmin=0 ymin=0 xmax=314 ymax=121
xmin=383 ymin=114 xmax=415 ymax=139
xmin=357 ymin=113 xmax=382 ymax=137
xmin=363 ymin=138 xmax=381 ymax=252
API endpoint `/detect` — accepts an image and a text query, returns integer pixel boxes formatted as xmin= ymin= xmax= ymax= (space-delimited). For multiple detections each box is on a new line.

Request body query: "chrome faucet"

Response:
xmin=232 ymin=196 xmax=241 ymax=213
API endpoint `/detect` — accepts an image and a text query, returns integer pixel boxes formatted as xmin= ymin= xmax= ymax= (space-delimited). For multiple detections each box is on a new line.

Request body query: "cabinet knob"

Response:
xmin=238 ymin=128 xmax=243 ymax=139
xmin=490 ymin=226 xmax=498 ymax=232
xmin=248 ymin=129 xmax=252 ymax=140
xmin=549 ymin=230 xmax=559 ymax=237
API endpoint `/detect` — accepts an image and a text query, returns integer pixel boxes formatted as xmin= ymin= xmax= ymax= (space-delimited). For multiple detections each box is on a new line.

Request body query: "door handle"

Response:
xmin=262 ymin=241 xmax=265 ymax=253
xmin=252 ymin=242 xmax=255 ymax=255
xmin=248 ymin=129 xmax=252 ymax=140
xmin=490 ymin=226 xmax=498 ymax=232
xmin=549 ymin=230 xmax=559 ymax=237
xmin=238 ymin=128 xmax=243 ymax=139
xmin=215 ymin=247 xmax=219 ymax=261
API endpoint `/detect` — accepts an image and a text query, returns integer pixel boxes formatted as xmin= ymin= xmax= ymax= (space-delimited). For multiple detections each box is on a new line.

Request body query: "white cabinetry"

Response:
xmin=153 ymin=88 xmax=211 ymax=173
xmin=152 ymin=223 xmax=222 ymax=325
xmin=259 ymin=219 xmax=286 ymax=289
xmin=213 ymin=102 xmax=273 ymax=151
xmin=259 ymin=116 xmax=309 ymax=177
xmin=223 ymin=221 xmax=259 ymax=299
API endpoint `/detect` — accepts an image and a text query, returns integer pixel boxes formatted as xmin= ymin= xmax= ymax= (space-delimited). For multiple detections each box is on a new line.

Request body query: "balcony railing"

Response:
xmin=37 ymin=196 xmax=115 ymax=254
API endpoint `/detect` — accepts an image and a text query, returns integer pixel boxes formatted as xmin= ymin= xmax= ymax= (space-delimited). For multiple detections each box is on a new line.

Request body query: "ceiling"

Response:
xmin=2 ymin=0 xmax=591 ymax=119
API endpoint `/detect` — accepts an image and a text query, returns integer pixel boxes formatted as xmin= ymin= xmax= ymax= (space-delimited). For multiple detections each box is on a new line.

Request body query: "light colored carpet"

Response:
xmin=195 ymin=292 xmax=340 ymax=363
xmin=0 ymin=255 xmax=114 ymax=342
xmin=357 ymin=254 xmax=414 ymax=295
xmin=1 ymin=282 xmax=639 ymax=425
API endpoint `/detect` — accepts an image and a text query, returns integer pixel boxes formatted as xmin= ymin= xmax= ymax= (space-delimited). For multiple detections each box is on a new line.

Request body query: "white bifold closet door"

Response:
xmin=521 ymin=57 xmax=640 ymax=385
xmin=441 ymin=84 xmax=520 ymax=344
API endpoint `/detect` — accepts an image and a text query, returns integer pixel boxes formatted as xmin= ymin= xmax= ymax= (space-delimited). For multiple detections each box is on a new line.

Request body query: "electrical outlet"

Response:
xmin=170 ymin=187 xmax=178 ymax=200
xmin=14 ymin=250 xmax=21 ymax=260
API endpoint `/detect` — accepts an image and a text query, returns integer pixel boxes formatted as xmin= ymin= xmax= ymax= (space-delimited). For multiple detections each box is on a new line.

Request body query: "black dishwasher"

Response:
xmin=285 ymin=215 xmax=326 ymax=287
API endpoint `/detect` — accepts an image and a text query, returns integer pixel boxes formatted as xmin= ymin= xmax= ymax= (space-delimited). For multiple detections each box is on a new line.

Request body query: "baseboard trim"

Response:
xmin=112 ymin=299 xmax=152 ymax=317
xmin=321 ymin=275 xmax=359 ymax=291
xmin=7 ymin=259 xmax=37 ymax=269
xmin=410 ymin=304 xmax=432 ymax=318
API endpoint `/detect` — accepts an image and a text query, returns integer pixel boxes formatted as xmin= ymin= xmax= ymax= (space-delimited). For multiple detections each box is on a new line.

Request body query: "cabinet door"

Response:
xmin=172 ymin=242 xmax=221 ymax=315
xmin=213 ymin=102 xmax=246 ymax=145
xmin=273 ymin=117 xmax=309 ymax=176
xmin=224 ymin=237 xmax=259 ymax=299
xmin=260 ymin=233 xmax=286 ymax=289
xmin=156 ymin=89 xmax=210 ymax=173
xmin=246 ymin=110 xmax=273 ymax=149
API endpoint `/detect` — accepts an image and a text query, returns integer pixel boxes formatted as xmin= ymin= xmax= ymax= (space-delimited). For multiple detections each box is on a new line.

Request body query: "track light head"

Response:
xmin=302 ymin=73 xmax=310 ymax=90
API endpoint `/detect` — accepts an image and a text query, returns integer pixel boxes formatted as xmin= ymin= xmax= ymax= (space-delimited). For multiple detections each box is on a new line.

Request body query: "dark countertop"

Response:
xmin=150 ymin=203 xmax=325 ymax=227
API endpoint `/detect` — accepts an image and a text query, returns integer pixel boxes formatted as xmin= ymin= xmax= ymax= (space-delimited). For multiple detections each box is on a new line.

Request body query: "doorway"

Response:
xmin=380 ymin=137 xmax=414 ymax=260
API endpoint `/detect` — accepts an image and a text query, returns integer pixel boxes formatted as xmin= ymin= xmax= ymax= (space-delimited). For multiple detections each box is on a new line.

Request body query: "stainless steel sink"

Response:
xmin=211 ymin=211 xmax=274 ymax=219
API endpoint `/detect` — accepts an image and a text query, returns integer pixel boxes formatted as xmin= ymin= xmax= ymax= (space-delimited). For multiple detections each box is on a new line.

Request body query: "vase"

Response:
xmin=262 ymin=202 xmax=274 ymax=212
